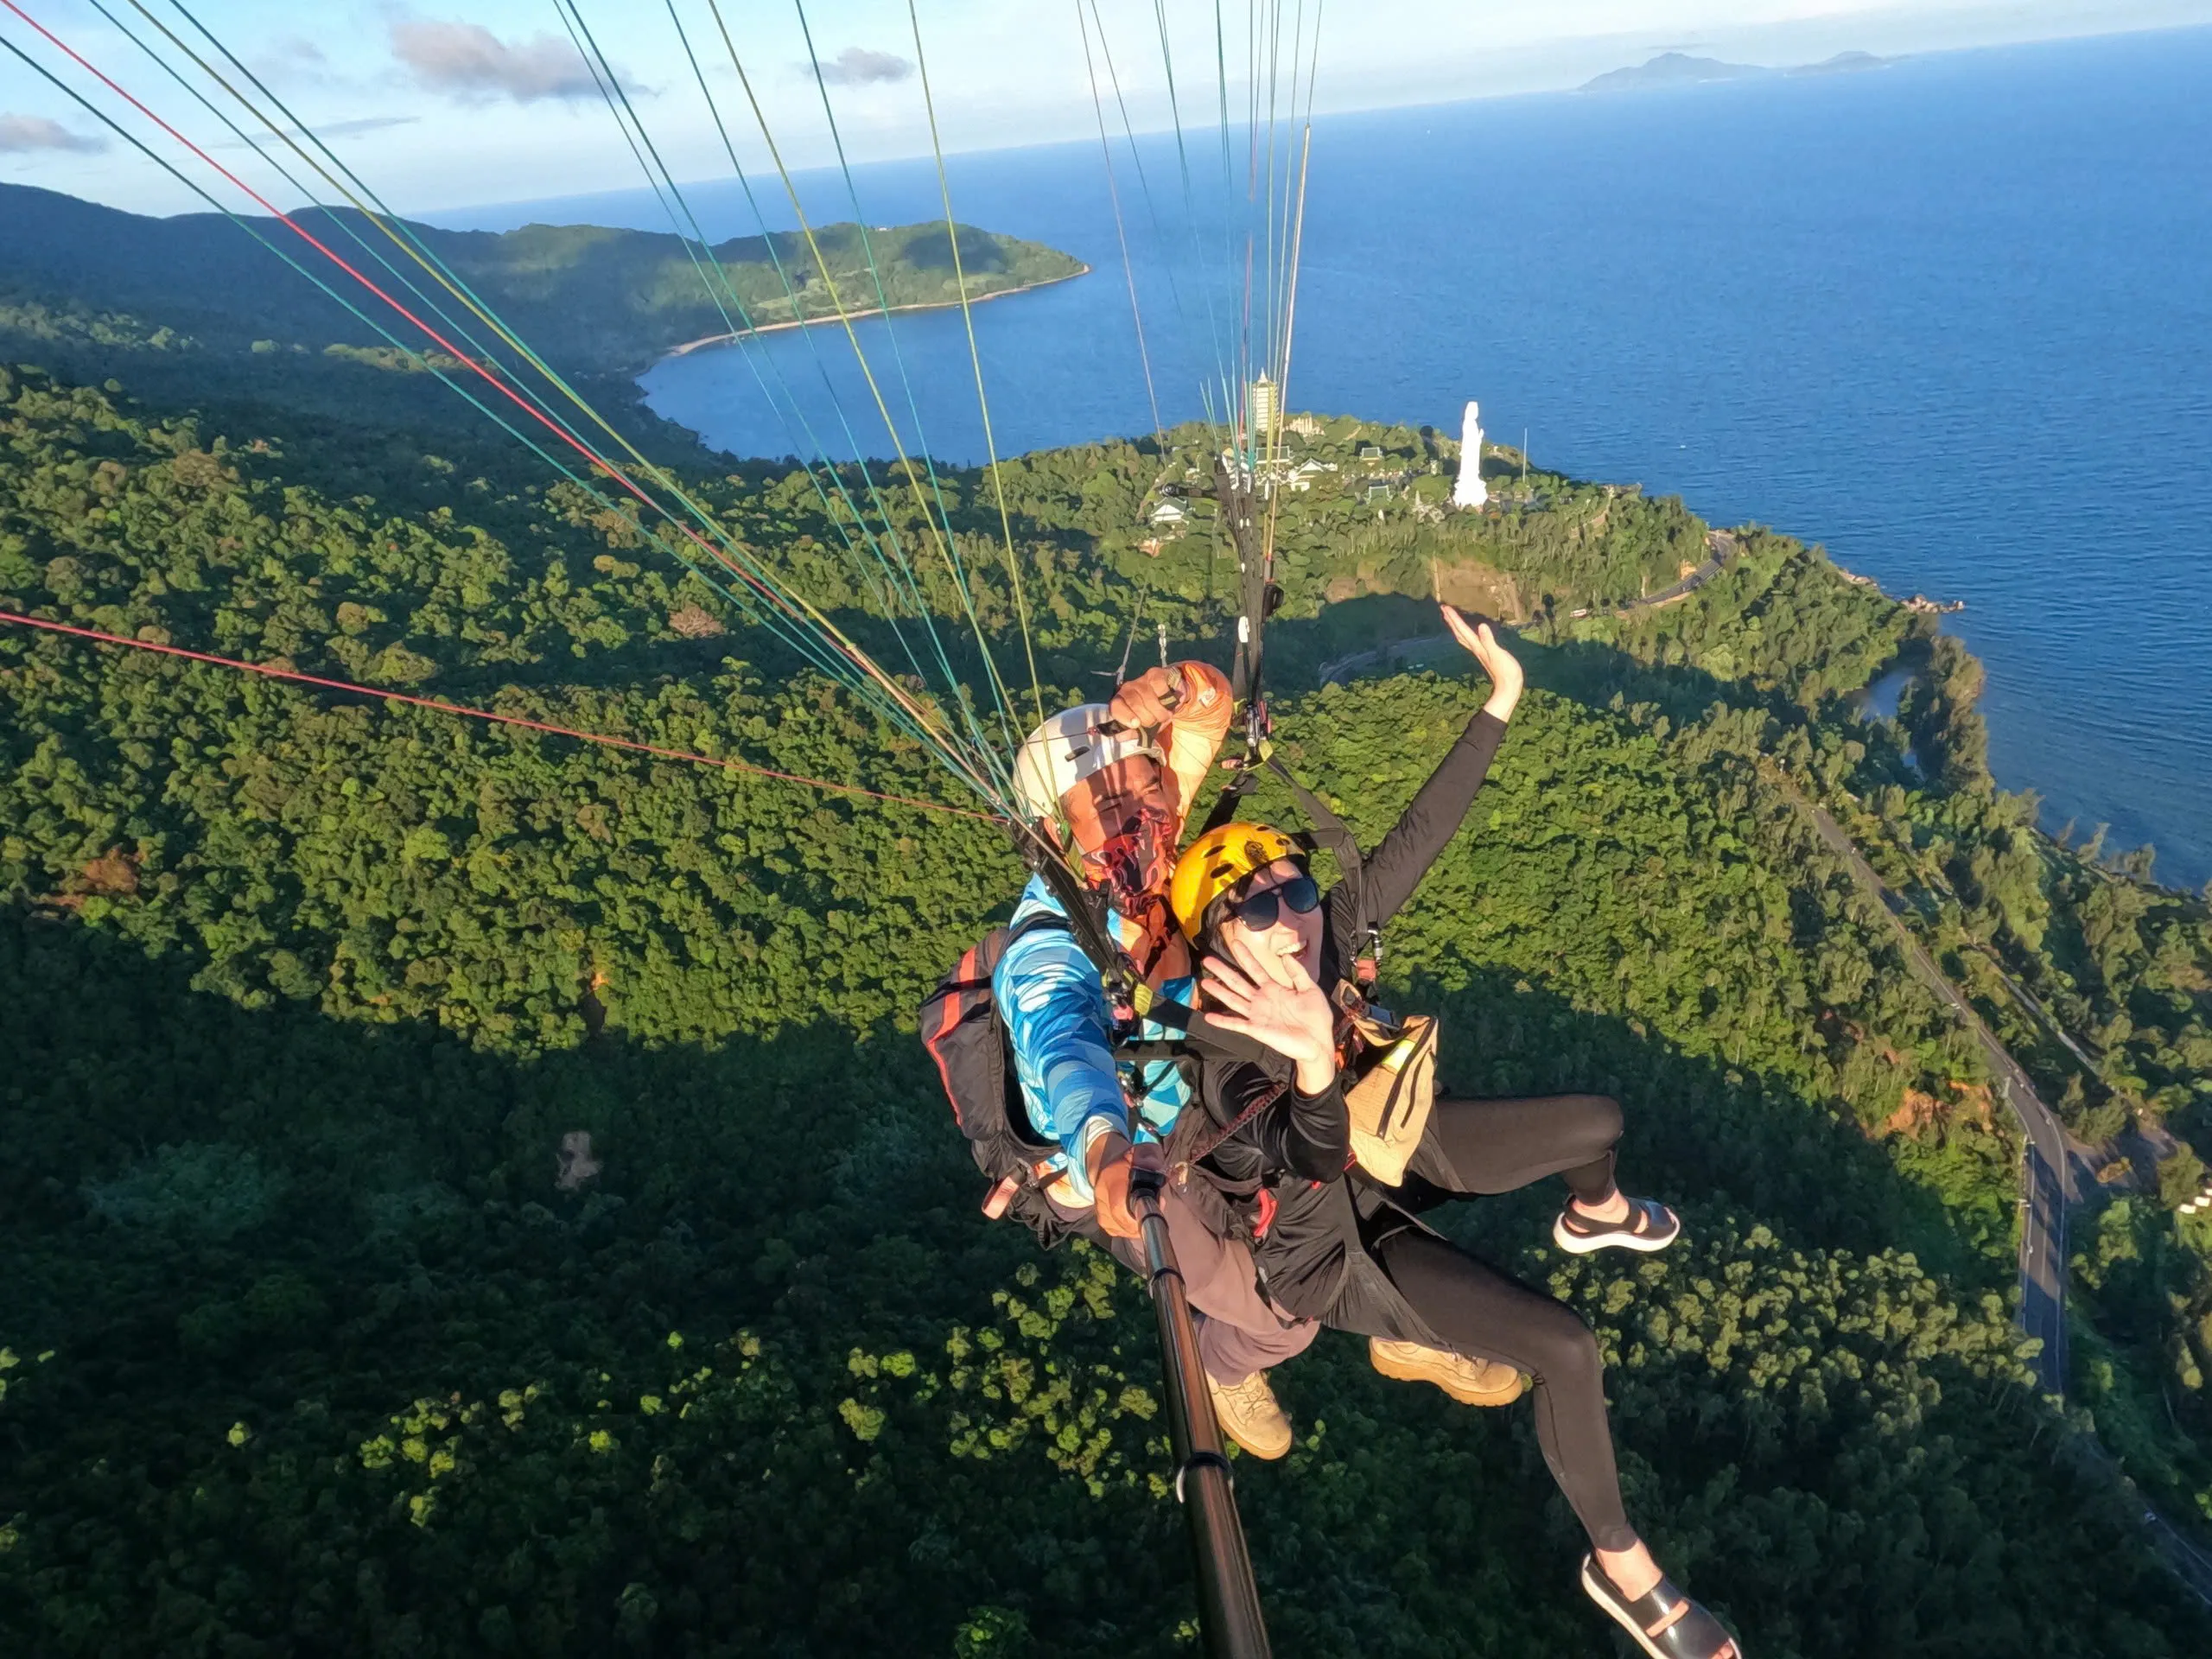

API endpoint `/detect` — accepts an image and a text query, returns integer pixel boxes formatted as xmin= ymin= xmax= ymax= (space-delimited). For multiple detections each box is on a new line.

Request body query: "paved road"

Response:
xmin=2136 ymin=1479 xmax=2212 ymax=1605
xmin=1765 ymin=766 xmax=2212 ymax=1611
xmin=1316 ymin=632 xmax=1450 ymax=687
xmin=1767 ymin=767 xmax=2072 ymax=1396
xmin=1567 ymin=530 xmax=1737 ymax=620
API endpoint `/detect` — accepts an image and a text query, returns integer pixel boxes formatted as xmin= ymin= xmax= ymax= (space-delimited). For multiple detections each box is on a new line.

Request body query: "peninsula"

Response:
xmin=0 ymin=181 xmax=1086 ymax=445
xmin=658 ymin=256 xmax=1090 ymax=361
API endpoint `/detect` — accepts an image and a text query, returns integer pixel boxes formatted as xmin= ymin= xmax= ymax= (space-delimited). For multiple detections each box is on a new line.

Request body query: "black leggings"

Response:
xmin=1298 ymin=1093 xmax=1637 ymax=1552
xmin=1402 ymin=1090 xmax=1623 ymax=1212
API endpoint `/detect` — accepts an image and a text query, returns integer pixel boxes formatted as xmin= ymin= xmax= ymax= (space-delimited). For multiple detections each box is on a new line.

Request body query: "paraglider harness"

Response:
xmin=918 ymin=462 xmax=1343 ymax=1659
xmin=916 ymin=831 xmax=1270 ymax=1251
xmin=919 ymin=461 xmax=1381 ymax=1249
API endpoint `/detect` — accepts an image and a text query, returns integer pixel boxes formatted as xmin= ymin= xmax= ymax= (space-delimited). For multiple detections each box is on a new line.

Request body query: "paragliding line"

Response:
xmin=0 ymin=611 xmax=998 ymax=823
xmin=0 ymin=0 xmax=1001 ymax=804
xmin=709 ymin=0 xmax=1040 ymax=788
xmin=1075 ymin=0 xmax=1165 ymax=442
xmin=906 ymin=0 xmax=1047 ymax=731
xmin=653 ymin=0 xmax=1012 ymax=763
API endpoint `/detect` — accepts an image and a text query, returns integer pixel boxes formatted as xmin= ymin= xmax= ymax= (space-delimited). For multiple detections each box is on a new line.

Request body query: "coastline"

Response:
xmin=656 ymin=264 xmax=1093 ymax=365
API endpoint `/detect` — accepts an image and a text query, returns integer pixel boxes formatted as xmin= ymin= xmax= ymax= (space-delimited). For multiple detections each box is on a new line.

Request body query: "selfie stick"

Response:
xmin=1129 ymin=1164 xmax=1273 ymax=1659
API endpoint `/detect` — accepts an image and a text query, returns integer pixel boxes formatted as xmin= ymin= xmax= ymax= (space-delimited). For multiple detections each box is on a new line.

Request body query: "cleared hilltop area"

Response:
xmin=3 ymin=325 xmax=2211 ymax=1650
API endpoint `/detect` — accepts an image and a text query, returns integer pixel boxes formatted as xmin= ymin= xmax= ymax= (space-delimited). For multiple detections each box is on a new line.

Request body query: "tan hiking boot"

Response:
xmin=1205 ymin=1370 xmax=1294 ymax=1459
xmin=1370 ymin=1338 xmax=1528 ymax=1407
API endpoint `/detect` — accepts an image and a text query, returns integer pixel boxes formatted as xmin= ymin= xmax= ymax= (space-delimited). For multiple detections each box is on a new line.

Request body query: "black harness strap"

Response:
xmin=1013 ymin=824 xmax=1130 ymax=1001
xmin=1197 ymin=764 xmax=1256 ymax=837
xmin=1266 ymin=753 xmax=1378 ymax=970
xmin=1124 ymin=996 xmax=1271 ymax=1066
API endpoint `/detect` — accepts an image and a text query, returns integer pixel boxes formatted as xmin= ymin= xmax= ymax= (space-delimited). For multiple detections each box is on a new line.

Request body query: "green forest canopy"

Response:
xmin=3 ymin=359 xmax=2211 ymax=1655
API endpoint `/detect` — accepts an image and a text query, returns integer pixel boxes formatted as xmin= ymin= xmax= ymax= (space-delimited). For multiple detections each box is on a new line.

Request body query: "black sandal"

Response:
xmin=1554 ymin=1196 xmax=1681 ymax=1255
xmin=1580 ymin=1554 xmax=1740 ymax=1658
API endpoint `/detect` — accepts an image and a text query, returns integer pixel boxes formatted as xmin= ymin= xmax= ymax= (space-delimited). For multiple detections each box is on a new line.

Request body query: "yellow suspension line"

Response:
xmin=1076 ymin=0 xmax=1166 ymax=445
xmin=130 ymin=3 xmax=654 ymax=492
xmin=906 ymin=0 xmax=1046 ymax=733
xmin=137 ymin=0 xmax=931 ymax=741
xmin=706 ymin=0 xmax=1022 ymax=741
xmin=534 ymin=0 xmax=1013 ymax=804
xmin=106 ymin=1 xmax=1005 ymax=805
xmin=1257 ymin=122 xmax=1313 ymax=593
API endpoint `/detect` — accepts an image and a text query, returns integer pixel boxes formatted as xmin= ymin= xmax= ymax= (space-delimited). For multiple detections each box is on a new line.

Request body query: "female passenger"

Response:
xmin=1164 ymin=612 xmax=1743 ymax=1658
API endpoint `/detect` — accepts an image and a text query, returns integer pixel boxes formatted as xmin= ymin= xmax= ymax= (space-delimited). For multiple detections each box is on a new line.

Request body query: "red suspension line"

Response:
xmin=0 ymin=0 xmax=896 ymax=694
xmin=0 ymin=609 xmax=999 ymax=823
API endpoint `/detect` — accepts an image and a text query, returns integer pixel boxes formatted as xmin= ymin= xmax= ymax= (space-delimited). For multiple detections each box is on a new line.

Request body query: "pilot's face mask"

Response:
xmin=1063 ymin=755 xmax=1176 ymax=912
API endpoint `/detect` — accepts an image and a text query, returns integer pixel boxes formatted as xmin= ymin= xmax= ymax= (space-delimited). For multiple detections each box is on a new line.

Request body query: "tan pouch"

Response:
xmin=1341 ymin=1012 xmax=1439 ymax=1185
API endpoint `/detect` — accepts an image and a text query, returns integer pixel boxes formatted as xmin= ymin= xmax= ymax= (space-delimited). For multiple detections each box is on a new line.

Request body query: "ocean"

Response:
xmin=435 ymin=27 xmax=2212 ymax=891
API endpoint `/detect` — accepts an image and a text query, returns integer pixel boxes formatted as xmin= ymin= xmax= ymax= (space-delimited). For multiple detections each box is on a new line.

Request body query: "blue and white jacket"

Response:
xmin=992 ymin=872 xmax=1194 ymax=1205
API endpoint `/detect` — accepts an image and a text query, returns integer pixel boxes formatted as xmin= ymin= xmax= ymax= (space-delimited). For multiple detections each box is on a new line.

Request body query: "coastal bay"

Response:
xmin=608 ymin=28 xmax=2212 ymax=888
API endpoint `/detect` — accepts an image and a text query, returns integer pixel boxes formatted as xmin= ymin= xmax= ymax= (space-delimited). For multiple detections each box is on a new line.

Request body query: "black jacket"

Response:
xmin=1171 ymin=707 xmax=1507 ymax=1313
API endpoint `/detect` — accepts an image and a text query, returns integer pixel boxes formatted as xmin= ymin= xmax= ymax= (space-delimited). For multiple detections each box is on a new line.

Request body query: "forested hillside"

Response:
xmin=3 ymin=360 xmax=2211 ymax=1655
xmin=0 ymin=181 xmax=1081 ymax=450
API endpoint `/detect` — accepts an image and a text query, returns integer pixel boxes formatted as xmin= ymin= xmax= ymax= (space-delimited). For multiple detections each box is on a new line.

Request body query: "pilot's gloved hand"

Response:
xmin=1087 ymin=1132 xmax=1167 ymax=1240
xmin=1107 ymin=664 xmax=1187 ymax=735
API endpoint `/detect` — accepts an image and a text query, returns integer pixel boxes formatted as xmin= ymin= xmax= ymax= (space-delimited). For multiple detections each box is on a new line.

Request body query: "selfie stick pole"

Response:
xmin=1129 ymin=1165 xmax=1273 ymax=1659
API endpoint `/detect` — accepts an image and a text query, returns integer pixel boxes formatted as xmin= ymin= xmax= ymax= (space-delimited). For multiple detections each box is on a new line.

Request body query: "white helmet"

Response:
xmin=1010 ymin=704 xmax=1161 ymax=824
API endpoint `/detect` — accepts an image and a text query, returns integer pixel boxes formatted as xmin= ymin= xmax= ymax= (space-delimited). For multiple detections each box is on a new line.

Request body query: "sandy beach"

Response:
xmin=658 ymin=264 xmax=1092 ymax=363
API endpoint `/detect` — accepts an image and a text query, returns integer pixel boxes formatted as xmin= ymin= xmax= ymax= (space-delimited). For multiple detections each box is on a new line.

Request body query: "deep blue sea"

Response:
xmin=435 ymin=28 xmax=2212 ymax=890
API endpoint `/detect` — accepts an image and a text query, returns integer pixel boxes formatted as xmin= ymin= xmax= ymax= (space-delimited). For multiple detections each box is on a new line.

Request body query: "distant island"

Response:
xmin=1581 ymin=49 xmax=1897 ymax=93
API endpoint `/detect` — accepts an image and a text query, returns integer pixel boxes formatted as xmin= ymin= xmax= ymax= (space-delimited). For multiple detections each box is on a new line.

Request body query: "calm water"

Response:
xmin=438 ymin=29 xmax=2212 ymax=890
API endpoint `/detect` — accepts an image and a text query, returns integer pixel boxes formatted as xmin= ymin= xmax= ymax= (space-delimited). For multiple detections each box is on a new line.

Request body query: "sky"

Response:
xmin=3 ymin=0 xmax=2210 ymax=218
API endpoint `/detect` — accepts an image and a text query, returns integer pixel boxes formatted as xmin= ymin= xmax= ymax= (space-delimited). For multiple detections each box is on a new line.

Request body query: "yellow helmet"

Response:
xmin=1169 ymin=822 xmax=1304 ymax=940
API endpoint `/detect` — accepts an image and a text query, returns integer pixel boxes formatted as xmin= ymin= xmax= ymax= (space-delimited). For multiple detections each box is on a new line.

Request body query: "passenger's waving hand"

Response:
xmin=1441 ymin=603 xmax=1524 ymax=721
xmin=1199 ymin=927 xmax=1338 ymax=1097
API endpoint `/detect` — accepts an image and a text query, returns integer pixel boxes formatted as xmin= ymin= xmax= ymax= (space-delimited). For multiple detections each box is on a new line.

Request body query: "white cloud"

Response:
xmin=808 ymin=47 xmax=914 ymax=86
xmin=255 ymin=35 xmax=328 ymax=72
xmin=319 ymin=115 xmax=423 ymax=140
xmin=389 ymin=19 xmax=607 ymax=103
xmin=0 ymin=114 xmax=105 ymax=154
xmin=209 ymin=116 xmax=422 ymax=152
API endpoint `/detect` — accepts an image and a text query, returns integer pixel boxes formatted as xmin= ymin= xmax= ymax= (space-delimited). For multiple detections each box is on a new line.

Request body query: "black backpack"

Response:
xmin=918 ymin=913 xmax=1103 ymax=1249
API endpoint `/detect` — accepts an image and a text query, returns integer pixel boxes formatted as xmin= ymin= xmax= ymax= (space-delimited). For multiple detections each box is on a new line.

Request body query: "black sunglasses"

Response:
xmin=1224 ymin=874 xmax=1321 ymax=933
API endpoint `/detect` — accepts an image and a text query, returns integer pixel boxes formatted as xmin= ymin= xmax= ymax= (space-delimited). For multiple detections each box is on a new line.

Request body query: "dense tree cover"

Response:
xmin=1604 ymin=529 xmax=1913 ymax=709
xmin=0 ymin=367 xmax=1804 ymax=712
xmin=1770 ymin=643 xmax=2212 ymax=1530
xmin=0 ymin=292 xmax=194 ymax=355
xmin=1119 ymin=425 xmax=1713 ymax=626
xmin=4 ymin=359 xmax=2211 ymax=1652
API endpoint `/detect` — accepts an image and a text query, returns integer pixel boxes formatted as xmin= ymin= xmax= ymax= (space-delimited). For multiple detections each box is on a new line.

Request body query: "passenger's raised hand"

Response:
xmin=1201 ymin=931 xmax=1338 ymax=1094
xmin=1441 ymin=604 xmax=1523 ymax=721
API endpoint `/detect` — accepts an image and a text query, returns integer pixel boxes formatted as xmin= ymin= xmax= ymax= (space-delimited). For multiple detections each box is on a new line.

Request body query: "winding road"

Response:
xmin=1567 ymin=530 xmax=1738 ymax=620
xmin=1764 ymin=766 xmax=2073 ymax=1395
xmin=1769 ymin=767 xmax=2212 ymax=1606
